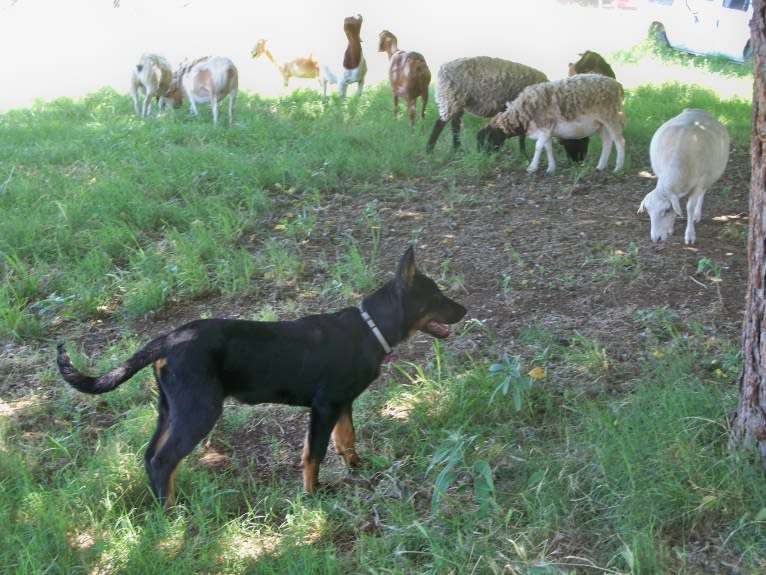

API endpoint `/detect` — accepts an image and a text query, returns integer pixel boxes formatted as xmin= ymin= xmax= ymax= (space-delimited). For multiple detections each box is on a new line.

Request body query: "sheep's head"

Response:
xmin=477 ymin=110 xmax=524 ymax=152
xmin=637 ymin=188 xmax=682 ymax=244
xmin=476 ymin=124 xmax=509 ymax=152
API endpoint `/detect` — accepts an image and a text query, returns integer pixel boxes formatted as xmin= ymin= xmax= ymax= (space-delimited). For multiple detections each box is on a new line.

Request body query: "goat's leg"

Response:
xmin=188 ymin=96 xmax=199 ymax=117
xmin=392 ymin=93 xmax=399 ymax=118
xmin=407 ymin=100 xmax=417 ymax=127
xmin=211 ymin=94 xmax=219 ymax=125
xmin=227 ymin=90 xmax=237 ymax=126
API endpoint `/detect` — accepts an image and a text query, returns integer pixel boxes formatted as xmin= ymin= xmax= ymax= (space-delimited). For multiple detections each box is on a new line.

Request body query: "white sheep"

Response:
xmin=426 ymin=56 xmax=548 ymax=153
xmin=130 ymin=53 xmax=173 ymax=118
xmin=339 ymin=14 xmax=367 ymax=98
xmin=163 ymin=56 xmax=238 ymax=126
xmin=477 ymin=74 xmax=626 ymax=174
xmin=638 ymin=108 xmax=729 ymax=245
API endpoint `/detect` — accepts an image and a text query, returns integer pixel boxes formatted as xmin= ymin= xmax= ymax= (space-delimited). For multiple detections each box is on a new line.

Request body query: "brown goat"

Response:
xmin=378 ymin=30 xmax=431 ymax=126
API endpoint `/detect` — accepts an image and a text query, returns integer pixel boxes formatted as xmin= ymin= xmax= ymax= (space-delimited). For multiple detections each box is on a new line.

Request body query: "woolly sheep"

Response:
xmin=476 ymin=74 xmax=626 ymax=174
xmin=638 ymin=108 xmax=729 ymax=245
xmin=426 ymin=56 xmax=548 ymax=154
xmin=564 ymin=49 xmax=617 ymax=162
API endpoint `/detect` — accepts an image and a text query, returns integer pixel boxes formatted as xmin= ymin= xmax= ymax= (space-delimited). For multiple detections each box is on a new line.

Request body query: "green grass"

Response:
xmin=1 ymin=43 xmax=763 ymax=574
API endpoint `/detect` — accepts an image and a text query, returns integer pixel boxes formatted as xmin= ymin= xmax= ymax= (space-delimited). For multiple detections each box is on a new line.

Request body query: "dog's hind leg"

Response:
xmin=146 ymin=390 xmax=223 ymax=507
xmin=332 ymin=404 xmax=360 ymax=467
xmin=145 ymin=388 xmax=170 ymax=477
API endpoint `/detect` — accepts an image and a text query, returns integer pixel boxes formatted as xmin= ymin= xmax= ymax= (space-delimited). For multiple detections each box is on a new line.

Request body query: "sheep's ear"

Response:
xmin=637 ymin=198 xmax=646 ymax=214
xmin=670 ymin=194 xmax=683 ymax=216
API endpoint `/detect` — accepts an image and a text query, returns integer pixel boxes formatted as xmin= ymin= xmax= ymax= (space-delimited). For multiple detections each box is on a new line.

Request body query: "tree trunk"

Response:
xmin=731 ymin=0 xmax=766 ymax=466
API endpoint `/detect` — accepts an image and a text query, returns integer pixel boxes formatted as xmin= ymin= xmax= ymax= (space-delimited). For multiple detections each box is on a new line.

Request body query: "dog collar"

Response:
xmin=359 ymin=305 xmax=393 ymax=359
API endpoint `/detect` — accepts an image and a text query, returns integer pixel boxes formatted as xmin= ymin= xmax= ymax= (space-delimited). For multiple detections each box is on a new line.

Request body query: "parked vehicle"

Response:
xmin=649 ymin=0 xmax=752 ymax=63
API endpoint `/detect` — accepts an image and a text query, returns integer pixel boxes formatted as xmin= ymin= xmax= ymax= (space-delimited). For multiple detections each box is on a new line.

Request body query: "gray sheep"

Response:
xmin=426 ymin=56 xmax=547 ymax=154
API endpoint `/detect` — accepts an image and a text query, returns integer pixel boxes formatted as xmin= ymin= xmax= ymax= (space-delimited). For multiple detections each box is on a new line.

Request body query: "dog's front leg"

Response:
xmin=301 ymin=405 xmax=338 ymax=493
xmin=332 ymin=404 xmax=361 ymax=467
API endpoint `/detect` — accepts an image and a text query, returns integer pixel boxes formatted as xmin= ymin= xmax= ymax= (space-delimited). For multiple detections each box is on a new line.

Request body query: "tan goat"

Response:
xmin=163 ymin=56 xmax=238 ymax=126
xmin=130 ymin=53 xmax=173 ymax=118
xmin=251 ymin=39 xmax=337 ymax=97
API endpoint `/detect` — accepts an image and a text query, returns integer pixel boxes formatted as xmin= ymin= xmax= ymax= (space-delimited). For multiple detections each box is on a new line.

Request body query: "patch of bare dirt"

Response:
xmin=111 ymin=149 xmax=748 ymax=491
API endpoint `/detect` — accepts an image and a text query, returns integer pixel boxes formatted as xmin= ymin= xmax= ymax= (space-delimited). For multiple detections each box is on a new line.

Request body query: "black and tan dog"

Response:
xmin=57 ymin=246 xmax=466 ymax=506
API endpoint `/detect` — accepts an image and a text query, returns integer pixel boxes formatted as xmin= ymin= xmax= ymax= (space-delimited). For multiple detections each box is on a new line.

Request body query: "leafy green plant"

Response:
xmin=488 ymin=353 xmax=533 ymax=410
xmin=426 ymin=430 xmax=497 ymax=514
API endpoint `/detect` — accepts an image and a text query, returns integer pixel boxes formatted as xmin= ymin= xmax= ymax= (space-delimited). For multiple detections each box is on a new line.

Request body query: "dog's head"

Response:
xmin=395 ymin=246 xmax=466 ymax=340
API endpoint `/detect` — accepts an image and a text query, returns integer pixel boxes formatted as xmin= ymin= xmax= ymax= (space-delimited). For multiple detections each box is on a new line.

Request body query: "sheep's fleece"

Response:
xmin=638 ymin=108 xmax=729 ymax=245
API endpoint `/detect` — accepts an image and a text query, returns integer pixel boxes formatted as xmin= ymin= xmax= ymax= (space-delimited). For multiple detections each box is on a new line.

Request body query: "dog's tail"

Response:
xmin=56 ymin=336 xmax=166 ymax=395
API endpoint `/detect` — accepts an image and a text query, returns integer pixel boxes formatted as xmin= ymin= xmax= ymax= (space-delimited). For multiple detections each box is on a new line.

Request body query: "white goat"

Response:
xmin=339 ymin=14 xmax=367 ymax=98
xmin=130 ymin=53 xmax=173 ymax=118
xmin=638 ymin=108 xmax=729 ymax=245
xmin=163 ymin=56 xmax=238 ymax=126
xmin=477 ymin=74 xmax=626 ymax=174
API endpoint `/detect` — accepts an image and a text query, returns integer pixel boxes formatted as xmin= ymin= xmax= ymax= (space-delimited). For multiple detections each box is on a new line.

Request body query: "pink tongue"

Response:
xmin=428 ymin=322 xmax=450 ymax=337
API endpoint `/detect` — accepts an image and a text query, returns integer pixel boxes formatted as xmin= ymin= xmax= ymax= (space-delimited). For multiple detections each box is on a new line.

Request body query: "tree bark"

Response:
xmin=731 ymin=0 xmax=766 ymax=466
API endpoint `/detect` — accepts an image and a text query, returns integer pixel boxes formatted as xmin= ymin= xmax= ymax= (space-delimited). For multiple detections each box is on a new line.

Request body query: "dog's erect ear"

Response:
xmin=395 ymin=246 xmax=417 ymax=287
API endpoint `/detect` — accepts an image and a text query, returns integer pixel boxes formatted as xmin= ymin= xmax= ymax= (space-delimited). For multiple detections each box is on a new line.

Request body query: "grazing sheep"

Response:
xmin=251 ymin=38 xmax=337 ymax=97
xmin=130 ymin=53 xmax=173 ymax=118
xmin=476 ymin=74 xmax=626 ymax=174
xmin=638 ymin=108 xmax=729 ymax=245
xmin=568 ymin=50 xmax=616 ymax=78
xmin=564 ymin=49 xmax=617 ymax=162
xmin=378 ymin=30 xmax=431 ymax=126
xmin=339 ymin=14 xmax=367 ymax=98
xmin=426 ymin=56 xmax=548 ymax=154
xmin=163 ymin=56 xmax=238 ymax=126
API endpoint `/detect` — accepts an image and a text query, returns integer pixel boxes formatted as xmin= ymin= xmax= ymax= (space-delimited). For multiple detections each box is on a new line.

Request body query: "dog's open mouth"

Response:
xmin=421 ymin=321 xmax=452 ymax=339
